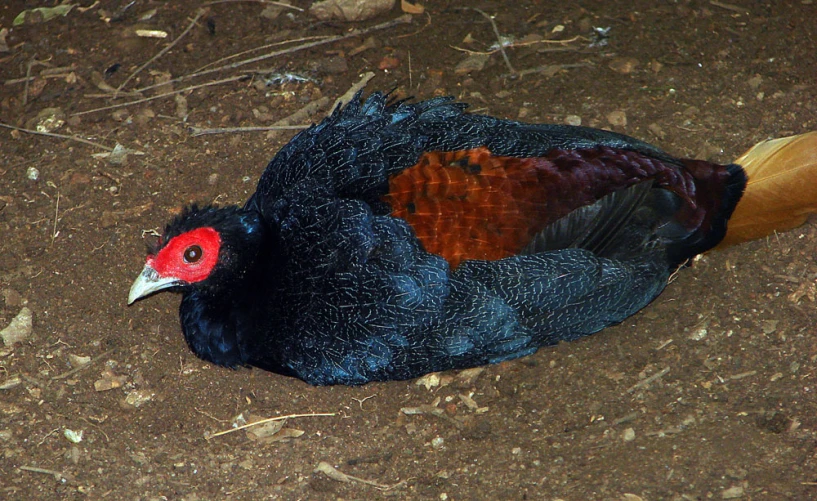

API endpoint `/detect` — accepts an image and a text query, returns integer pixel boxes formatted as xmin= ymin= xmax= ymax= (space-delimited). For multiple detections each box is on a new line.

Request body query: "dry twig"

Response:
xmin=0 ymin=122 xmax=114 ymax=151
xmin=472 ymin=8 xmax=516 ymax=75
xmin=75 ymin=16 xmax=411 ymax=117
xmin=19 ymin=466 xmax=66 ymax=481
xmin=73 ymin=74 xmax=247 ymax=117
xmin=503 ymin=62 xmax=593 ymax=79
xmin=189 ymin=125 xmax=308 ymax=136
xmin=201 ymin=0 xmax=303 ymax=10
xmin=51 ymin=349 xmax=115 ymax=381
xmin=315 ymin=461 xmax=407 ymax=491
xmin=205 ymin=412 xmax=336 ymax=440
xmin=331 ymin=71 xmax=376 ymax=111
xmin=265 ymin=97 xmax=330 ymax=140
xmin=191 ymin=35 xmax=330 ymax=75
xmin=626 ymin=367 xmax=671 ymax=394
xmin=132 ymin=15 xmax=412 ymax=96
xmin=709 ymin=0 xmax=750 ymax=14
xmin=190 ymin=72 xmax=376 ymax=137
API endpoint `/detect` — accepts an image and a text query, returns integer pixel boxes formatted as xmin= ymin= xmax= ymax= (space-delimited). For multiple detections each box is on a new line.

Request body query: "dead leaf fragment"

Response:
xmin=401 ymin=0 xmax=424 ymax=14
xmin=458 ymin=393 xmax=479 ymax=410
xmin=0 ymin=376 xmax=22 ymax=390
xmin=64 ymin=429 xmax=84 ymax=444
xmin=310 ymin=0 xmax=396 ymax=22
xmin=607 ymin=110 xmax=628 ymax=127
xmin=174 ymin=94 xmax=188 ymax=118
xmin=609 ymin=57 xmax=639 ymax=74
xmin=416 ymin=373 xmax=441 ymax=390
xmin=455 ymin=54 xmax=490 ymax=75
xmin=94 ymin=370 xmax=127 ymax=391
xmin=13 ymin=4 xmax=76 ymax=26
xmin=246 ymin=420 xmax=303 ymax=443
xmin=378 ymin=55 xmax=400 ymax=70
xmin=246 ymin=419 xmax=283 ymax=437
xmin=788 ymin=281 xmax=816 ymax=303
xmin=760 ymin=319 xmax=779 ymax=334
xmin=1 ymin=307 xmax=33 ymax=346
xmin=1 ymin=402 xmax=24 ymax=415
xmin=315 ymin=461 xmax=352 ymax=483
xmin=26 ymin=107 xmax=66 ymax=133
xmin=25 ymin=78 xmax=48 ymax=101
xmin=124 ymin=389 xmax=155 ymax=408
xmin=68 ymin=354 xmax=91 ymax=368
xmin=721 ymin=486 xmax=744 ymax=499
xmin=456 ymin=367 xmax=485 ymax=386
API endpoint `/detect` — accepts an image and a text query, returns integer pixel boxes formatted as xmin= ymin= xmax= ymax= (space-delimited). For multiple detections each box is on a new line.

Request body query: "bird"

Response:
xmin=128 ymin=91 xmax=764 ymax=386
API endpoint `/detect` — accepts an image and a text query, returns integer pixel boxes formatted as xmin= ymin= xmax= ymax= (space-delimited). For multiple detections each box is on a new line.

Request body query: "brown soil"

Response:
xmin=1 ymin=1 xmax=816 ymax=499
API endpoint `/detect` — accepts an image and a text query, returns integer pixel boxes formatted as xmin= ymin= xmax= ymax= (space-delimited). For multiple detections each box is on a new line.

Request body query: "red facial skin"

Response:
xmin=148 ymin=227 xmax=221 ymax=283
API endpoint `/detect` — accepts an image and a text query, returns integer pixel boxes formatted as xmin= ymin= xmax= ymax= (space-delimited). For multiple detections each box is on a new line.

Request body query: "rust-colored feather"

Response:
xmin=721 ymin=131 xmax=817 ymax=246
xmin=385 ymin=148 xmax=550 ymax=268
xmin=385 ymin=146 xmax=723 ymax=268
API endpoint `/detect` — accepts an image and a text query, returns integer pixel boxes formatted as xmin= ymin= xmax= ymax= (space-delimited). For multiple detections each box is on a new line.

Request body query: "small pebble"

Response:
xmin=455 ymin=54 xmax=490 ymax=75
xmin=26 ymin=167 xmax=40 ymax=181
xmin=0 ymin=376 xmax=22 ymax=390
xmin=609 ymin=57 xmax=639 ymax=74
xmin=64 ymin=429 xmax=84 ymax=443
xmin=623 ymin=427 xmax=636 ymax=442
xmin=1 ymin=289 xmax=23 ymax=308
xmin=647 ymin=122 xmax=665 ymax=139
xmin=416 ymin=372 xmax=441 ymax=390
xmin=377 ymin=55 xmax=400 ymax=70
xmin=722 ymin=485 xmax=744 ymax=499
xmin=689 ymin=326 xmax=708 ymax=341
xmin=69 ymin=354 xmax=91 ymax=368
xmin=565 ymin=115 xmax=582 ymax=126
xmin=607 ymin=110 xmax=627 ymax=127
xmin=310 ymin=0 xmax=395 ymax=22
xmin=124 ymin=389 xmax=155 ymax=408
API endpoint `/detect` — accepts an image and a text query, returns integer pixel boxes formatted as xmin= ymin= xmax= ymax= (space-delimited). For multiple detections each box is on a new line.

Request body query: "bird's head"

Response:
xmin=128 ymin=205 xmax=266 ymax=304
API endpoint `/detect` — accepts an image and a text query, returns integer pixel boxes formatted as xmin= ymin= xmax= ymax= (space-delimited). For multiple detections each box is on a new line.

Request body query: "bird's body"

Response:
xmin=129 ymin=92 xmax=746 ymax=385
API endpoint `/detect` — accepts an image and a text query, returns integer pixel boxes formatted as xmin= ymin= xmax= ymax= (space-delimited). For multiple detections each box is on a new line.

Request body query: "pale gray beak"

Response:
xmin=128 ymin=265 xmax=182 ymax=305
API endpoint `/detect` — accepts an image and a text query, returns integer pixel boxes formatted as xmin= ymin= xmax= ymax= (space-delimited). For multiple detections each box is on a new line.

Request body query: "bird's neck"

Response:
xmin=177 ymin=207 xmax=285 ymax=368
xmin=179 ymin=289 xmax=249 ymax=368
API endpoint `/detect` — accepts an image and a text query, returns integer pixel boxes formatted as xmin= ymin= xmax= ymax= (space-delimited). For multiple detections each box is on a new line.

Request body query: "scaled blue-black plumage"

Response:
xmin=134 ymin=92 xmax=746 ymax=385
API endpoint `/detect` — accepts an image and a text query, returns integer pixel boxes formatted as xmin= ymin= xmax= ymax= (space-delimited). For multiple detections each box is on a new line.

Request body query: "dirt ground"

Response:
xmin=1 ymin=1 xmax=816 ymax=499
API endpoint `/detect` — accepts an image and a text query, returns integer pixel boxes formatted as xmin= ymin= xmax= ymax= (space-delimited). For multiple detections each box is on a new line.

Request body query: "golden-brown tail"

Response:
xmin=720 ymin=131 xmax=817 ymax=246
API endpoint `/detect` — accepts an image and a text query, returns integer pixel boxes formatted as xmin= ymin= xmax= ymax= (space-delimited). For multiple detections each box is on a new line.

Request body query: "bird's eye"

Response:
xmin=183 ymin=245 xmax=203 ymax=263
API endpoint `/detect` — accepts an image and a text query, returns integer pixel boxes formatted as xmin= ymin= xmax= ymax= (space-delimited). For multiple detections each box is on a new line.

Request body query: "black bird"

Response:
xmin=128 ymin=92 xmax=746 ymax=385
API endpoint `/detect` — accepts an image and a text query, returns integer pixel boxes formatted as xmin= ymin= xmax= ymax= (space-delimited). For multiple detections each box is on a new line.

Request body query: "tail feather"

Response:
xmin=720 ymin=131 xmax=817 ymax=246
